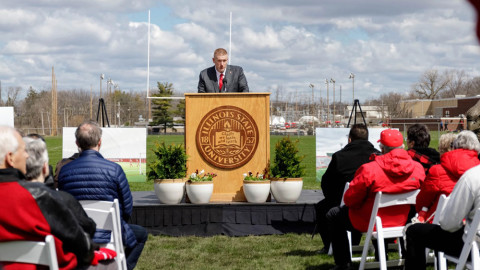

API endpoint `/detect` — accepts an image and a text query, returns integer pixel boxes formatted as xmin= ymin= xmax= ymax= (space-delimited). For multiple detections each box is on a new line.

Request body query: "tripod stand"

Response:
xmin=96 ymin=98 xmax=110 ymax=127
xmin=347 ymin=99 xmax=367 ymax=127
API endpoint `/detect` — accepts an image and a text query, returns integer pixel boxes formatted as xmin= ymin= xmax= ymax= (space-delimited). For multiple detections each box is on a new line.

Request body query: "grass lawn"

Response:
xmin=45 ymin=134 xmax=319 ymax=191
xmin=137 ymin=233 xmax=335 ymax=270
xmin=44 ymin=132 xmax=445 ymax=269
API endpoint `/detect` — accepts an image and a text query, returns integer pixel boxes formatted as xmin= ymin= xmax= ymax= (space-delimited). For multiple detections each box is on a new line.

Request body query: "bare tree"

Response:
xmin=440 ymin=70 xmax=469 ymax=98
xmin=6 ymin=86 xmax=22 ymax=106
xmin=465 ymin=77 xmax=480 ymax=97
xmin=411 ymin=69 xmax=451 ymax=99
xmin=367 ymin=91 xmax=411 ymax=119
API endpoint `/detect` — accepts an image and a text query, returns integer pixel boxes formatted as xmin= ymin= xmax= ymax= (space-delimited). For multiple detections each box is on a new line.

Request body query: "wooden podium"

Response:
xmin=185 ymin=93 xmax=270 ymax=202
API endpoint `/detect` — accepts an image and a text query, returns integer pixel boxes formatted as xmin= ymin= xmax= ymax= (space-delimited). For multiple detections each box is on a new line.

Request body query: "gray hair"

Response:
xmin=23 ymin=137 xmax=49 ymax=180
xmin=379 ymin=143 xmax=404 ymax=154
xmin=75 ymin=120 xmax=102 ymax=151
xmin=453 ymin=130 xmax=480 ymax=152
xmin=438 ymin=133 xmax=457 ymax=155
xmin=0 ymin=126 xmax=19 ymax=165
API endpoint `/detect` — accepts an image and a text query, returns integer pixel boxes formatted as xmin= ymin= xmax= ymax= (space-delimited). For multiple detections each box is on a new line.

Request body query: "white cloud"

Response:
xmin=0 ymin=0 xmax=479 ymax=103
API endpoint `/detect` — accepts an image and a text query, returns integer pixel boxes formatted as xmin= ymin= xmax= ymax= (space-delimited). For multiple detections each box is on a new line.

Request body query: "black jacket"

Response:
xmin=320 ymin=140 xmax=380 ymax=206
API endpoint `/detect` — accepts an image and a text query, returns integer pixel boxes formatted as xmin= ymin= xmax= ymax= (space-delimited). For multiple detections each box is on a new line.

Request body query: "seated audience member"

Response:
xmin=326 ymin=129 xmax=424 ymax=270
xmin=415 ymin=131 xmax=480 ymax=223
xmin=58 ymin=121 xmax=147 ymax=270
xmin=406 ymin=124 xmax=440 ymax=173
xmin=26 ymin=133 xmax=55 ymax=189
xmin=0 ymin=126 xmax=95 ymax=270
xmin=54 ymin=152 xmax=80 ymax=189
xmin=405 ymin=163 xmax=480 ymax=269
xmin=24 ymin=136 xmax=52 ymax=183
xmin=23 ymin=136 xmax=97 ymax=240
xmin=437 ymin=132 xmax=457 ymax=155
xmin=23 ymin=136 xmax=118 ymax=269
xmin=314 ymin=124 xmax=379 ymax=253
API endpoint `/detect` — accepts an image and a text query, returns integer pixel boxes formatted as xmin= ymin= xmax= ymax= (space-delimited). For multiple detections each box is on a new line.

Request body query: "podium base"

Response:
xmin=210 ymin=192 xmax=247 ymax=202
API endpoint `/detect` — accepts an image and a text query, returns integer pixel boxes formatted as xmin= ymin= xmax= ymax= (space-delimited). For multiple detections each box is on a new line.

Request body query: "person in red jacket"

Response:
xmin=0 ymin=126 xmax=95 ymax=270
xmin=416 ymin=130 xmax=480 ymax=223
xmin=326 ymin=129 xmax=425 ymax=270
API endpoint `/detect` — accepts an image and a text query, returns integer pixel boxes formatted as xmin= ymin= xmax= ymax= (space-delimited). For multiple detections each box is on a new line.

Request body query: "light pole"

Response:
xmin=330 ymin=78 xmax=336 ymax=126
xmin=325 ymin=79 xmax=329 ymax=125
xmin=100 ymin=74 xmax=104 ymax=98
xmin=114 ymin=83 xmax=120 ymax=126
xmin=319 ymin=82 xmax=323 ymax=123
xmin=349 ymin=73 xmax=355 ymax=103
xmin=107 ymin=78 xmax=114 ymax=124
xmin=309 ymin=83 xmax=315 ymax=132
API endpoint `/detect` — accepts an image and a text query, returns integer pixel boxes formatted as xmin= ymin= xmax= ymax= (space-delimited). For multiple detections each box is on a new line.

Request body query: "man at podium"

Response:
xmin=197 ymin=48 xmax=249 ymax=93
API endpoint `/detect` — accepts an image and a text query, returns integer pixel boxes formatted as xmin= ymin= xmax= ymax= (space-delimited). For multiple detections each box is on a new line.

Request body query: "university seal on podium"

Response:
xmin=196 ymin=106 xmax=259 ymax=169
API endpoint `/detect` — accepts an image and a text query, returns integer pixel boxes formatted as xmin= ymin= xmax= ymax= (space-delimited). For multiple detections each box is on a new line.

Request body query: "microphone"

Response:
xmin=222 ymin=78 xmax=227 ymax=92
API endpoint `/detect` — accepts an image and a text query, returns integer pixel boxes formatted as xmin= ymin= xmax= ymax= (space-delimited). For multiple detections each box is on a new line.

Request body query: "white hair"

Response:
xmin=23 ymin=137 xmax=49 ymax=180
xmin=453 ymin=130 xmax=480 ymax=153
xmin=379 ymin=142 xmax=404 ymax=153
xmin=0 ymin=126 xmax=19 ymax=165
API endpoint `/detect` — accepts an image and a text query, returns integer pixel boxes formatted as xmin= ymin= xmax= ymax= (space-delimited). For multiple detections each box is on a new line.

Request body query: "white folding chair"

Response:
xmin=424 ymin=194 xmax=448 ymax=270
xmin=0 ymin=235 xmax=59 ymax=270
xmin=80 ymin=199 xmax=127 ymax=270
xmin=327 ymin=183 xmax=370 ymax=257
xmin=355 ymin=189 xmax=420 ymax=270
xmin=437 ymin=207 xmax=480 ymax=270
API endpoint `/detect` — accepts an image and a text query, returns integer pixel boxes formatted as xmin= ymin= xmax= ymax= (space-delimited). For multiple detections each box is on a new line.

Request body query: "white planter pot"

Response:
xmin=186 ymin=181 xmax=214 ymax=204
xmin=270 ymin=178 xmax=303 ymax=203
xmin=243 ymin=180 xmax=271 ymax=203
xmin=154 ymin=179 xmax=186 ymax=204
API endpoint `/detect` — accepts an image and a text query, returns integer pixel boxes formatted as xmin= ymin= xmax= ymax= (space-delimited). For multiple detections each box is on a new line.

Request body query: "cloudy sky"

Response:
xmin=1 ymin=0 xmax=479 ymax=104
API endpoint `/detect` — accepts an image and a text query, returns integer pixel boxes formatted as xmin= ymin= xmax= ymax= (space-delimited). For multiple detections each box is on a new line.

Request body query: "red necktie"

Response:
xmin=219 ymin=73 xmax=224 ymax=92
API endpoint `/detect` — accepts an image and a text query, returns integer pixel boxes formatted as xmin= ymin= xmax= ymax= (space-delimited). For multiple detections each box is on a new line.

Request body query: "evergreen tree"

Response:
xmin=174 ymin=99 xmax=186 ymax=125
xmin=151 ymin=82 xmax=174 ymax=133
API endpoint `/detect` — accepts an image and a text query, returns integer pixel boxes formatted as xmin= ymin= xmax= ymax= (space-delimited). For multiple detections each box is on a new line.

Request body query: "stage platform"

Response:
xmin=130 ymin=190 xmax=323 ymax=237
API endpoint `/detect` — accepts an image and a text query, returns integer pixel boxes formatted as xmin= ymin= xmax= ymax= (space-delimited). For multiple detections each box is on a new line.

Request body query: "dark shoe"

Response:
xmin=315 ymin=247 xmax=329 ymax=254
xmin=329 ymin=263 xmax=353 ymax=270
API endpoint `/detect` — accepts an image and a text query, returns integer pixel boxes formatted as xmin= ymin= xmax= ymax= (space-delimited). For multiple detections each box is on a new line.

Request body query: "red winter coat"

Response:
xmin=0 ymin=168 xmax=95 ymax=270
xmin=344 ymin=149 xmax=425 ymax=232
xmin=416 ymin=149 xmax=480 ymax=222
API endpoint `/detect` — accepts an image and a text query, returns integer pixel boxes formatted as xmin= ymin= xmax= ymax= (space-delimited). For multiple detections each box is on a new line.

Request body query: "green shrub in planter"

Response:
xmin=147 ymin=141 xmax=187 ymax=180
xmin=270 ymin=137 xmax=305 ymax=178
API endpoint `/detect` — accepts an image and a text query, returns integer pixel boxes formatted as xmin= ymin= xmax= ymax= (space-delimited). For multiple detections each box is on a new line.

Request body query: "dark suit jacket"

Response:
xmin=320 ymin=140 xmax=379 ymax=206
xmin=197 ymin=65 xmax=249 ymax=93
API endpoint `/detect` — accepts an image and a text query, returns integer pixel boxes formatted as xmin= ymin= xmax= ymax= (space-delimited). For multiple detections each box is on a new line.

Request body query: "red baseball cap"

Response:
xmin=378 ymin=129 xmax=404 ymax=147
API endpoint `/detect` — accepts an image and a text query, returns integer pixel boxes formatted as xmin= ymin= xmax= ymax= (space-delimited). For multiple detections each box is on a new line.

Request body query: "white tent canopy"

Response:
xmin=298 ymin=116 xmax=320 ymax=123
xmin=270 ymin=116 xmax=286 ymax=126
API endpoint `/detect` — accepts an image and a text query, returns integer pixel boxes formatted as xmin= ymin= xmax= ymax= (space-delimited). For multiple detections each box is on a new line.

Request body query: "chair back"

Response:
xmin=80 ymin=199 xmax=127 ymax=270
xmin=368 ymin=189 xmax=420 ymax=232
xmin=340 ymin=182 xmax=349 ymax=206
xmin=0 ymin=235 xmax=59 ymax=270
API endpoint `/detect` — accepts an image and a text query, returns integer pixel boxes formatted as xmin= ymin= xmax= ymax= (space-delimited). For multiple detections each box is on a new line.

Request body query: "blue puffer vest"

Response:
xmin=58 ymin=150 xmax=137 ymax=249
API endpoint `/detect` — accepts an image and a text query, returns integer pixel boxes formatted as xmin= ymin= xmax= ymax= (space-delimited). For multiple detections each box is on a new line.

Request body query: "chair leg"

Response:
xmin=455 ymin=242 xmax=474 ymax=270
xmin=436 ymin=251 xmax=447 ymax=270
xmin=359 ymin=231 xmax=373 ymax=270
xmin=311 ymin=223 xmax=318 ymax=239
xmin=375 ymin=218 xmax=387 ymax=270
xmin=472 ymin=241 xmax=480 ymax=269
xmin=347 ymin=231 xmax=352 ymax=259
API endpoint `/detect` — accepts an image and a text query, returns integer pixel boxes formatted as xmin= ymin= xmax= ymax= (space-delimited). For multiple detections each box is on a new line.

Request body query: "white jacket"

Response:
xmin=439 ymin=164 xmax=480 ymax=236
